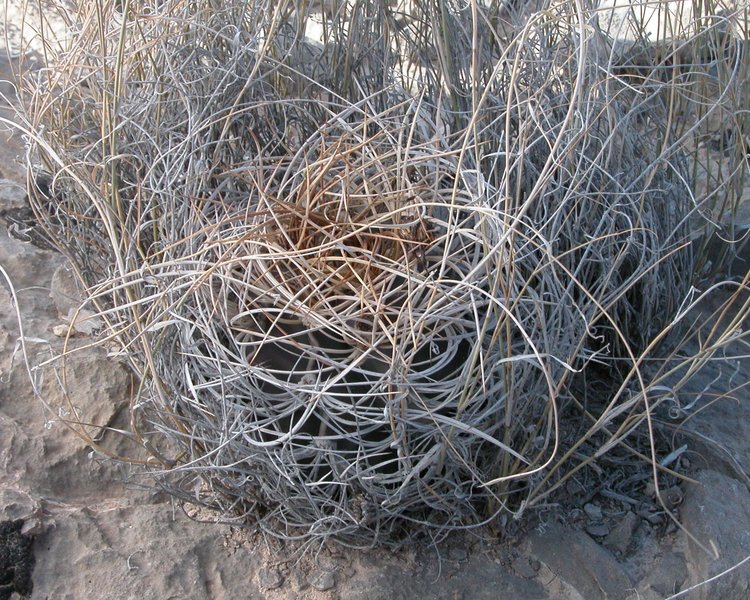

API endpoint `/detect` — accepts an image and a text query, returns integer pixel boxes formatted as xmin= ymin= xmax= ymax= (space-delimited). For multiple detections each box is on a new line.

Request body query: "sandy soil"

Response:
xmin=1 ymin=27 xmax=750 ymax=600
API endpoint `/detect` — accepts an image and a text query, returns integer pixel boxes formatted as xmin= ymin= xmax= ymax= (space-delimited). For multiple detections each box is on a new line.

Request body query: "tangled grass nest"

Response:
xmin=12 ymin=0 xmax=750 ymax=545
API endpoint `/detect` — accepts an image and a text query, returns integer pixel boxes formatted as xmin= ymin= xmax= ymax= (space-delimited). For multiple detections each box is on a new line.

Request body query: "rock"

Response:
xmin=660 ymin=486 xmax=684 ymax=511
xmin=30 ymin=503 xmax=262 ymax=600
xmin=638 ymin=510 xmax=664 ymax=526
xmin=0 ymin=488 xmax=43 ymax=535
xmin=586 ymin=522 xmax=610 ymax=538
xmin=641 ymin=553 xmax=689 ymax=597
xmin=0 ymin=179 xmax=26 ymax=209
xmin=530 ymin=524 xmax=632 ymax=600
xmin=0 ymin=489 xmax=37 ymax=523
xmin=584 ymin=503 xmax=603 ymax=521
xmin=259 ymin=567 xmax=284 ymax=590
xmin=604 ymin=512 xmax=640 ymax=555
xmin=37 ymin=351 xmax=129 ymax=448
xmin=680 ymin=470 xmax=750 ymax=600
xmin=291 ymin=570 xmax=309 ymax=591
xmin=53 ymin=307 xmax=103 ymax=337
xmin=338 ymin=550 xmax=549 ymax=600
xmin=50 ymin=263 xmax=85 ymax=319
xmin=511 ymin=555 xmax=540 ymax=579
xmin=309 ymin=570 xmax=335 ymax=592
xmin=0 ymin=223 xmax=63 ymax=296
xmin=0 ymin=414 xmax=45 ymax=488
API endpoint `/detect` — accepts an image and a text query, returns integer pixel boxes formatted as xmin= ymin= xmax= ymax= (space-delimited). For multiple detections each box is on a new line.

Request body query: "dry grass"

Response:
xmin=7 ymin=0 xmax=750 ymax=547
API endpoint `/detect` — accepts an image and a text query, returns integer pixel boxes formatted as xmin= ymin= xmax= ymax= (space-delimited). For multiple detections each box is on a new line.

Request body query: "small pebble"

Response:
xmin=583 ymin=502 xmax=603 ymax=521
xmin=604 ymin=511 xmax=640 ymax=554
xmin=640 ymin=511 xmax=664 ymax=525
xmin=662 ymin=486 xmax=684 ymax=510
xmin=309 ymin=571 xmax=335 ymax=592
xmin=259 ymin=567 xmax=283 ymax=590
xmin=586 ymin=522 xmax=610 ymax=537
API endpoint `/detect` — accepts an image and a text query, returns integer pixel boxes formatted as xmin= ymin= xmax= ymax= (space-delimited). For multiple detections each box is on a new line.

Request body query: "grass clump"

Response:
xmin=11 ymin=0 xmax=750 ymax=546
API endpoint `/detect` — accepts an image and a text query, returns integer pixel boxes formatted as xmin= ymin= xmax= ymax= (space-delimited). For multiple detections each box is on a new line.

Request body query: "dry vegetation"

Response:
xmin=6 ymin=0 xmax=750 ymax=550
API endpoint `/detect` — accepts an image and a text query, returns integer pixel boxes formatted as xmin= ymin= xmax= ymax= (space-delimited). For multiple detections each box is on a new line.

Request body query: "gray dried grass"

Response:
xmin=8 ymin=0 xmax=750 ymax=547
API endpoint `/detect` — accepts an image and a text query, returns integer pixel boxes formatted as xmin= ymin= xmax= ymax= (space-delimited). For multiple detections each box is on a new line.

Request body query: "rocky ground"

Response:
xmin=1 ymin=47 xmax=750 ymax=600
